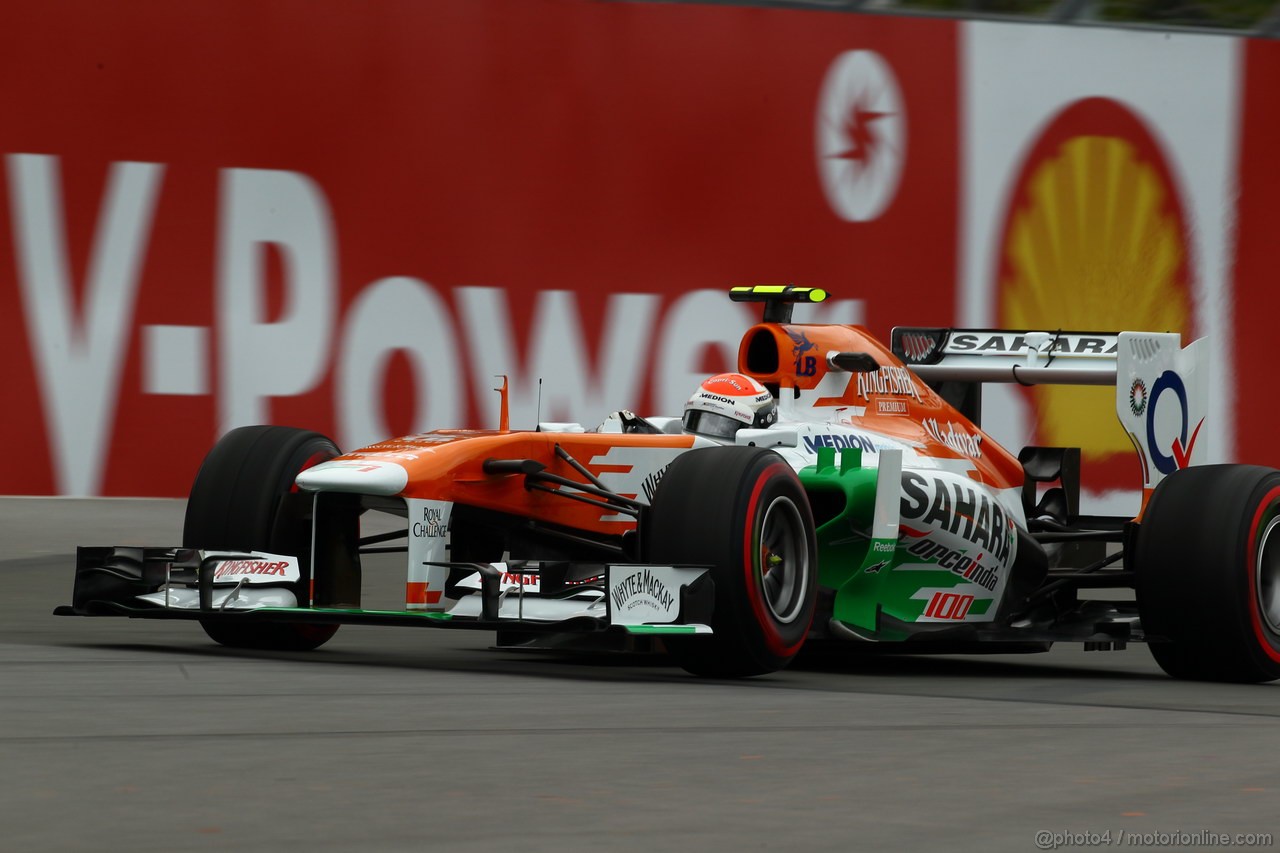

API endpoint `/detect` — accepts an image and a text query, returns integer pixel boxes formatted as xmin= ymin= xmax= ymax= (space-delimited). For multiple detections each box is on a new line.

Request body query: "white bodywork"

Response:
xmin=135 ymin=551 xmax=301 ymax=610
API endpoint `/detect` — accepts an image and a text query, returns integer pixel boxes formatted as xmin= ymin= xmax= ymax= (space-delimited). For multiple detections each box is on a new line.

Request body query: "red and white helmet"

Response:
xmin=682 ymin=373 xmax=777 ymax=440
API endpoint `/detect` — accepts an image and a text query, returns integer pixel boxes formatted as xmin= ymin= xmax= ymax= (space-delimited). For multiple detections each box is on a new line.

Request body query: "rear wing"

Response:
xmin=890 ymin=327 xmax=1210 ymax=494
xmin=891 ymin=329 xmax=1122 ymax=385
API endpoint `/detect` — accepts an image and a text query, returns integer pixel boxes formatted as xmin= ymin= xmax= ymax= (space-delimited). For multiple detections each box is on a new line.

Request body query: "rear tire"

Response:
xmin=1137 ymin=464 xmax=1280 ymax=683
xmin=646 ymin=447 xmax=817 ymax=677
xmin=184 ymin=425 xmax=341 ymax=652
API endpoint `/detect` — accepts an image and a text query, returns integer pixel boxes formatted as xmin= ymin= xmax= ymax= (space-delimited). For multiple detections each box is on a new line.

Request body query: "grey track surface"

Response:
xmin=3 ymin=498 xmax=1278 ymax=852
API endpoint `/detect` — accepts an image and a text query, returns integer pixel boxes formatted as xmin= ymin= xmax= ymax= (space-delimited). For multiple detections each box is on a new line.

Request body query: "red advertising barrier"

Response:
xmin=0 ymin=1 xmax=957 ymax=496
xmin=1234 ymin=37 xmax=1280 ymax=470
xmin=0 ymin=1 xmax=1275 ymax=498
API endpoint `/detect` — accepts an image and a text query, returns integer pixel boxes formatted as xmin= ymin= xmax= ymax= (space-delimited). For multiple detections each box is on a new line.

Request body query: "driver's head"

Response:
xmin=682 ymin=374 xmax=777 ymax=441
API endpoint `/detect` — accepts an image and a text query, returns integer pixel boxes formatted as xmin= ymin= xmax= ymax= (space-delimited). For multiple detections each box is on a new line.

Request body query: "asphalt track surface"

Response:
xmin=3 ymin=498 xmax=1278 ymax=852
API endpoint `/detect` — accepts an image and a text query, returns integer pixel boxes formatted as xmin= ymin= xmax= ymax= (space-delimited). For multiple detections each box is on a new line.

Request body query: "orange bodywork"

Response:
xmin=322 ymin=320 xmax=1025 ymax=539
xmin=336 ymin=431 xmax=698 ymax=535
xmin=739 ymin=322 xmax=1026 ymax=491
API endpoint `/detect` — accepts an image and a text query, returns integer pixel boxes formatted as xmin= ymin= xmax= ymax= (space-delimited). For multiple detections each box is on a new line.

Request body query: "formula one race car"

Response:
xmin=57 ymin=287 xmax=1280 ymax=682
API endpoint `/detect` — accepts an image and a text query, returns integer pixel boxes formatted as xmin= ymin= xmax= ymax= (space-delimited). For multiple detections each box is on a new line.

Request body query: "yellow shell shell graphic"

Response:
xmin=998 ymin=114 xmax=1192 ymax=485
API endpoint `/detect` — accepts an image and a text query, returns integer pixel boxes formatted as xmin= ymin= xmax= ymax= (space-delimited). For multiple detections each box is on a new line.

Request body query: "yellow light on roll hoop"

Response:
xmin=733 ymin=285 xmax=828 ymax=300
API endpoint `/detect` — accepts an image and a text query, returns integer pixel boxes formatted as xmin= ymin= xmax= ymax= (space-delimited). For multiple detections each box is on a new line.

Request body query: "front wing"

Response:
xmin=55 ymin=547 xmax=715 ymax=639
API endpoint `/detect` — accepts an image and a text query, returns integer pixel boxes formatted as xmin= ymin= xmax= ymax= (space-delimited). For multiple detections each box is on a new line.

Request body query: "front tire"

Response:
xmin=184 ymin=425 xmax=341 ymax=652
xmin=646 ymin=447 xmax=817 ymax=677
xmin=1137 ymin=464 xmax=1280 ymax=683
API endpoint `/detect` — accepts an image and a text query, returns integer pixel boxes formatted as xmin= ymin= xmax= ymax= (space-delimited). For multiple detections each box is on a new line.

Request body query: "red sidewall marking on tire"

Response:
xmin=1247 ymin=485 xmax=1280 ymax=663
xmin=742 ymin=462 xmax=806 ymax=659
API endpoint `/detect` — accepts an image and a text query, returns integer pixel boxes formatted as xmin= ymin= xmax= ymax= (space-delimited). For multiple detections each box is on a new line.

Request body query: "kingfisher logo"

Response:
xmin=815 ymin=50 xmax=906 ymax=223
xmin=855 ymin=366 xmax=921 ymax=402
xmin=213 ymin=559 xmax=293 ymax=581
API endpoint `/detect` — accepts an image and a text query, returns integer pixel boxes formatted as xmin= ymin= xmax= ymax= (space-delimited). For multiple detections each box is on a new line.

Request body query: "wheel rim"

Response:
xmin=1257 ymin=516 xmax=1280 ymax=635
xmin=757 ymin=495 xmax=809 ymax=624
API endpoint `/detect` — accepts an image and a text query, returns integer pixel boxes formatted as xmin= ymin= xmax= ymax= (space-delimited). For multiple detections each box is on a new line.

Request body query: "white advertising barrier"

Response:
xmin=961 ymin=23 xmax=1240 ymax=513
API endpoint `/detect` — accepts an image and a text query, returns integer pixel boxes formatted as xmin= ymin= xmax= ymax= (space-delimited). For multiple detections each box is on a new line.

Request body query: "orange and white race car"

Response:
xmin=58 ymin=287 xmax=1280 ymax=681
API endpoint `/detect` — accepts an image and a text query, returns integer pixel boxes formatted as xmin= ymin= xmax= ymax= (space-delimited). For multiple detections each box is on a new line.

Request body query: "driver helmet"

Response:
xmin=682 ymin=373 xmax=777 ymax=440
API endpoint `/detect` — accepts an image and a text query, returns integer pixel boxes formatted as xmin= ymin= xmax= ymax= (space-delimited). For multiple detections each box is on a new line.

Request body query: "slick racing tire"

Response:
xmin=184 ymin=425 xmax=341 ymax=652
xmin=1137 ymin=464 xmax=1280 ymax=683
xmin=646 ymin=446 xmax=817 ymax=677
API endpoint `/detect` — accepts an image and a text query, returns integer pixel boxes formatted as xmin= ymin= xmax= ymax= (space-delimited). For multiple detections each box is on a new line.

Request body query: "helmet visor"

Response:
xmin=682 ymin=409 xmax=746 ymax=440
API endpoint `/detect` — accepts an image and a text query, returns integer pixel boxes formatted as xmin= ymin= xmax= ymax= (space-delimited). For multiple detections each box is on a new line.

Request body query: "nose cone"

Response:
xmin=295 ymin=459 xmax=409 ymax=496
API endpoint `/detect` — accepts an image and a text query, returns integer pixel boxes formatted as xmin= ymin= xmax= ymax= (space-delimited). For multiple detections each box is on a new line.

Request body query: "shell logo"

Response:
xmin=994 ymin=97 xmax=1194 ymax=490
xmin=815 ymin=50 xmax=906 ymax=222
